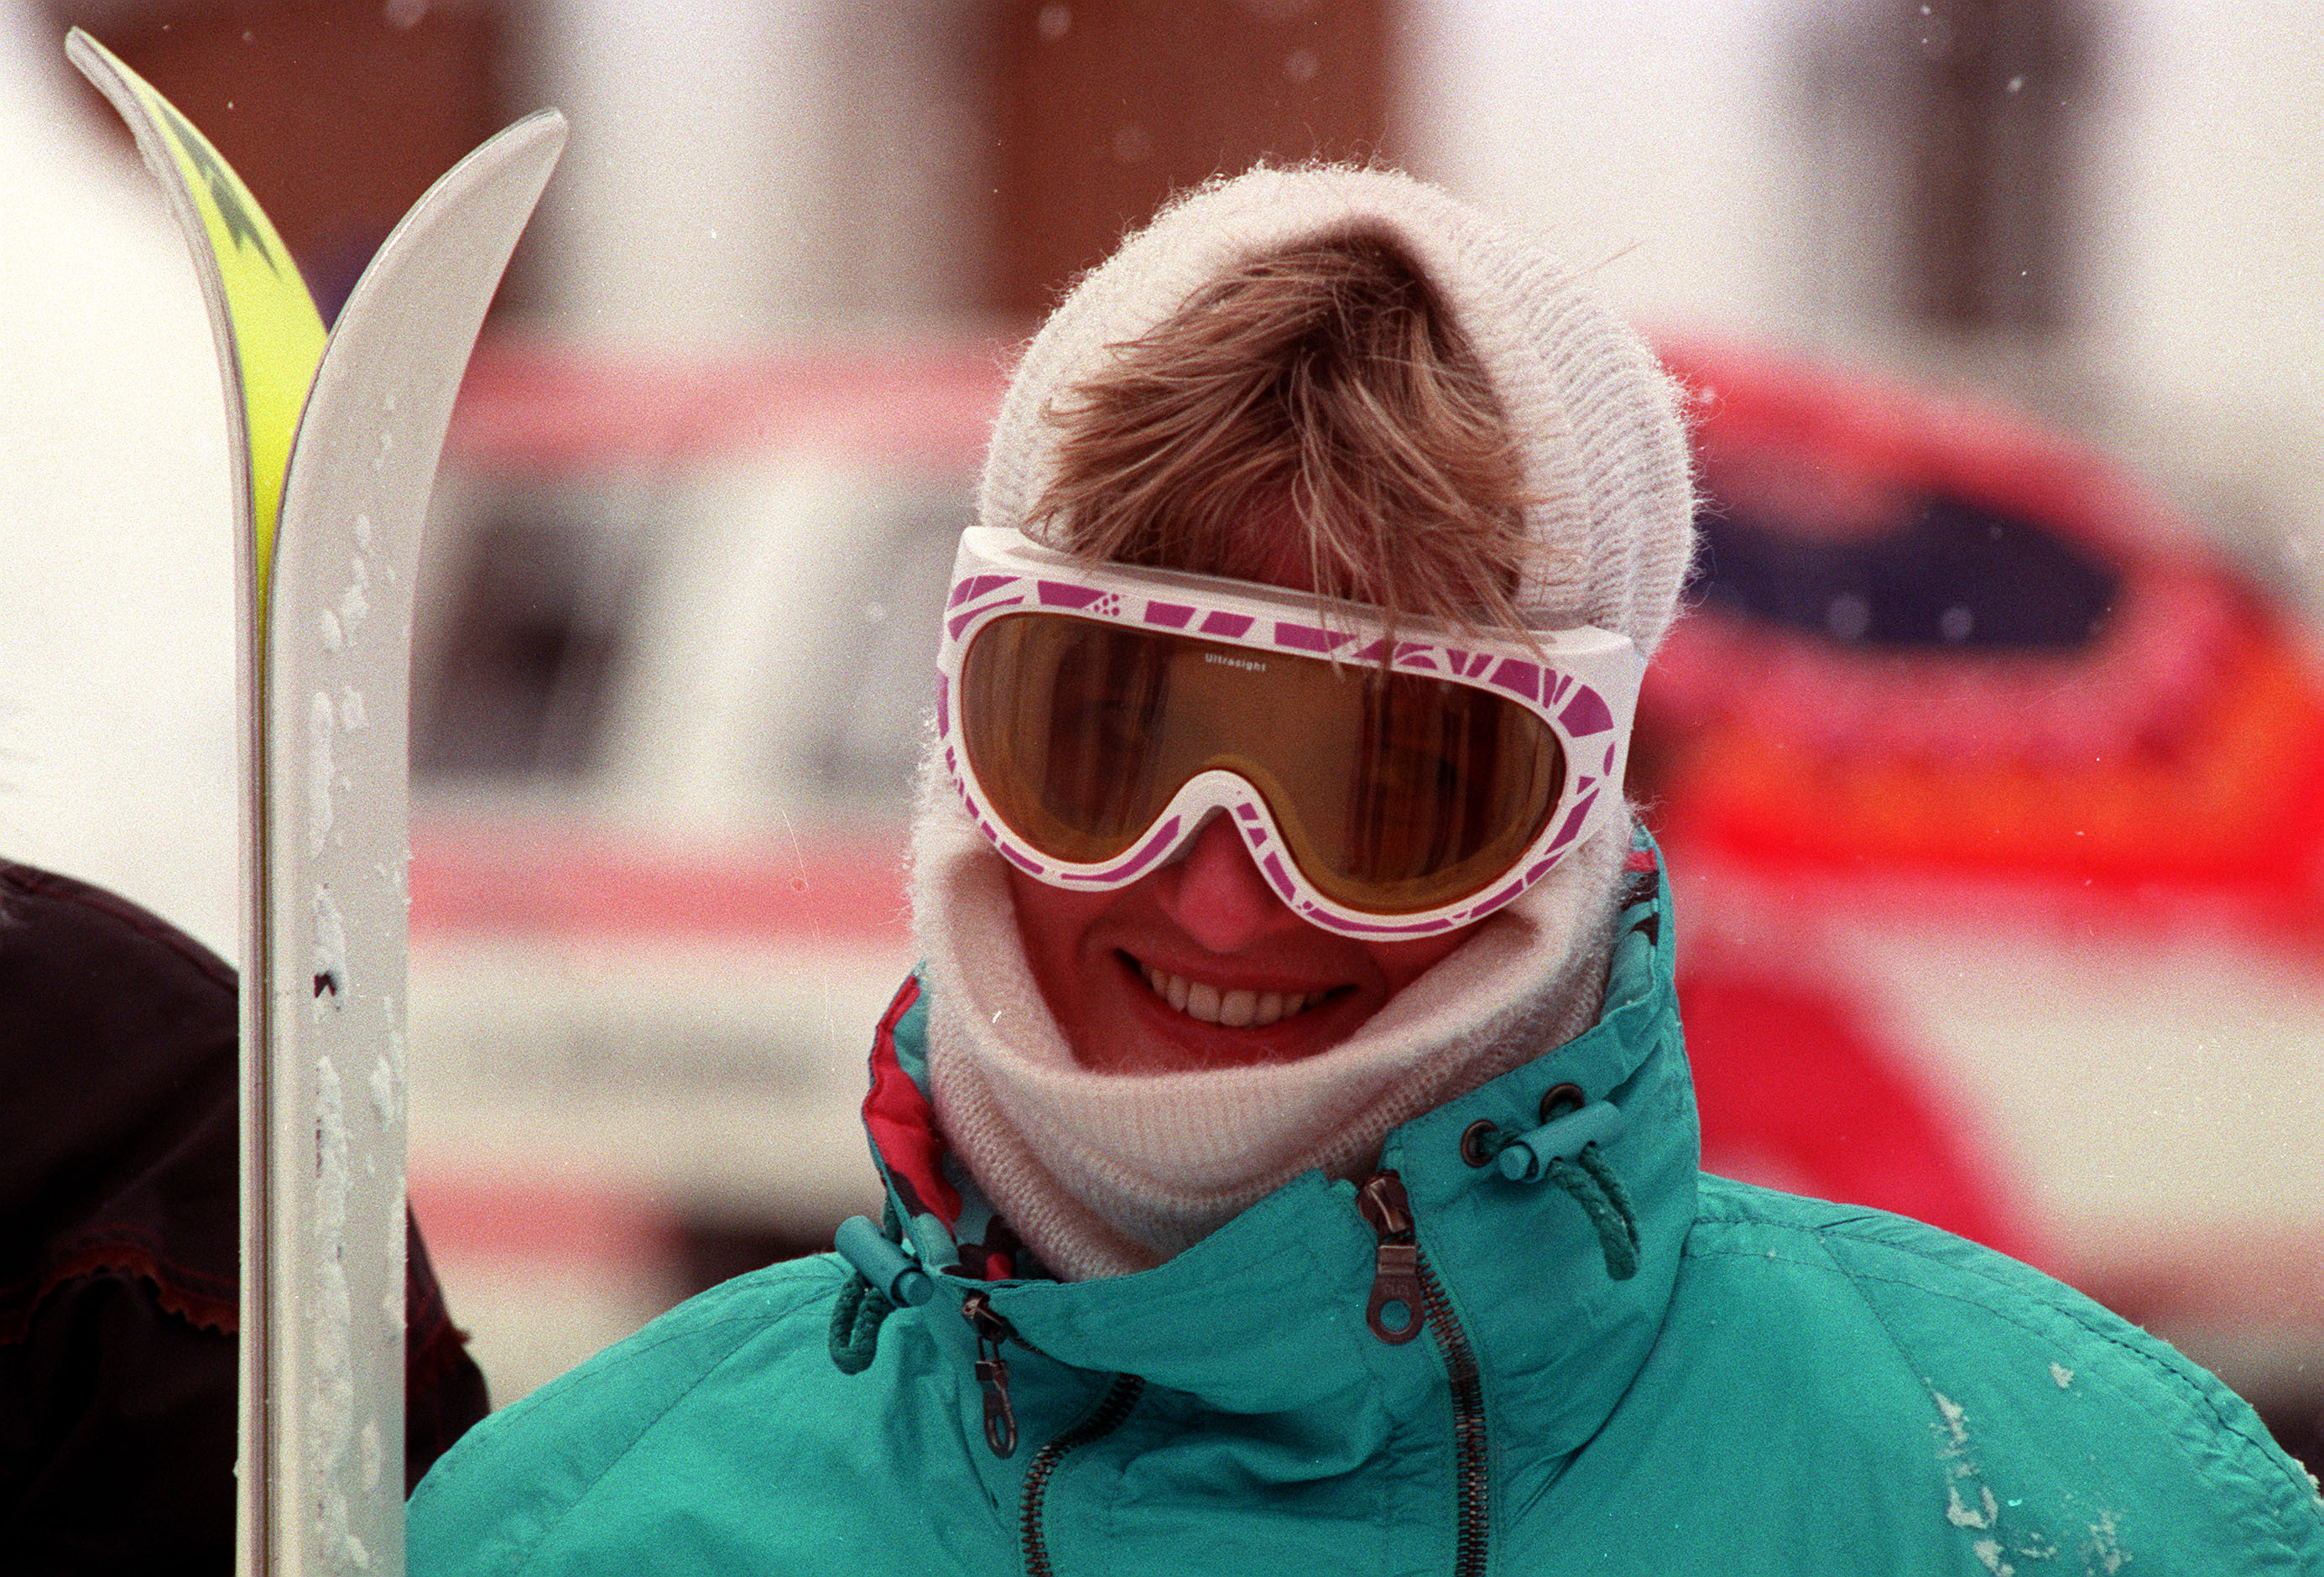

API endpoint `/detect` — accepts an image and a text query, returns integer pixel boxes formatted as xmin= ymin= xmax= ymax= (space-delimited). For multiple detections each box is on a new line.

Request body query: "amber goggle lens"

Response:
xmin=958 ymin=613 xmax=1566 ymax=914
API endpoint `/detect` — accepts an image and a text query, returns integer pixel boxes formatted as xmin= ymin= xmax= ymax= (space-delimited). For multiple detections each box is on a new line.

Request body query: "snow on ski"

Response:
xmin=67 ymin=31 xmax=562 ymax=1575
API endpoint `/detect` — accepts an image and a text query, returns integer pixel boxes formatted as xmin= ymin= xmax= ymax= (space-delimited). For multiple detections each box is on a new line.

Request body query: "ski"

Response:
xmin=67 ymin=32 xmax=562 ymax=1575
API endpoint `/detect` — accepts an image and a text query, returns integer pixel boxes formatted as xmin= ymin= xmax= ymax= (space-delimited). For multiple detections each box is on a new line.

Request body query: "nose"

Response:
xmin=1155 ymin=813 xmax=1297 ymax=955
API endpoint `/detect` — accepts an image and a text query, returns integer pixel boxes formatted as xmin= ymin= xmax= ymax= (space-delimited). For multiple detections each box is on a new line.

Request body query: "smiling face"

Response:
xmin=996 ymin=232 xmax=1539 ymax=1073
xmin=1002 ymin=526 xmax=1484 ymax=1075
xmin=1004 ymin=820 xmax=1477 ymax=1074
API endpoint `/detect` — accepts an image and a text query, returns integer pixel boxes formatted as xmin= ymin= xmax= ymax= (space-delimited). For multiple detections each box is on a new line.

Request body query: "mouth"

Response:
xmin=1133 ymin=958 xmax=1339 ymax=1029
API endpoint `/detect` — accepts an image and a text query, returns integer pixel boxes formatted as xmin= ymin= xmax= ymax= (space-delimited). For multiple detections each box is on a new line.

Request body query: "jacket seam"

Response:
xmin=1686 ymin=1231 xmax=2320 ymax=1566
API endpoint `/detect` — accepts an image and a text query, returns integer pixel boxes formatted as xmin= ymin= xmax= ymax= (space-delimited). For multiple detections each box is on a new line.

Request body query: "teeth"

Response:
xmin=1140 ymin=964 xmax=1318 ymax=1028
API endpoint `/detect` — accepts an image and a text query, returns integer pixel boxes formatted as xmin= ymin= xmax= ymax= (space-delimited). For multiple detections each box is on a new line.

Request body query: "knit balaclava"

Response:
xmin=920 ymin=164 xmax=1695 ymax=1280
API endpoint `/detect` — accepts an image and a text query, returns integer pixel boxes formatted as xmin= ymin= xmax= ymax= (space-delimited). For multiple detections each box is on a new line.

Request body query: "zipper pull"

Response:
xmin=961 ymin=1291 xmax=1019 ymax=1457
xmin=1357 ymin=1172 xmax=1427 ymax=1346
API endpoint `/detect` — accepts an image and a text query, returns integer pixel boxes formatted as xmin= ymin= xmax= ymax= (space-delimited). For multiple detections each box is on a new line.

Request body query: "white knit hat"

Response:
xmin=978 ymin=163 xmax=1696 ymax=656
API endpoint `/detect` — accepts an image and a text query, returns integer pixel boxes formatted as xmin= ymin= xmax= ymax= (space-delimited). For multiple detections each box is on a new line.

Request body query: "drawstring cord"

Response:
xmin=828 ymin=1267 xmax=894 ymax=1375
xmin=830 ymin=1200 xmax=933 ymax=1374
xmin=1545 ymin=1143 xmax=1640 ymax=1281
xmin=1464 ymin=1095 xmax=1640 ymax=1282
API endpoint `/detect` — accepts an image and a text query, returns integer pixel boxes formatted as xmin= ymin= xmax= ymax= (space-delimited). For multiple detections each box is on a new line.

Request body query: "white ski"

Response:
xmin=66 ymin=31 xmax=562 ymax=1575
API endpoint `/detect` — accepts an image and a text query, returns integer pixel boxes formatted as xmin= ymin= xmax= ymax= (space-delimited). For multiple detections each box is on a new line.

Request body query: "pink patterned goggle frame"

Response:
xmin=935 ymin=528 xmax=1645 ymax=938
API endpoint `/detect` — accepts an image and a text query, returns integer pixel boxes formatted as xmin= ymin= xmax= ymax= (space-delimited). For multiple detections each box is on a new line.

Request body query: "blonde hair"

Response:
xmin=1026 ymin=232 xmax=1536 ymax=636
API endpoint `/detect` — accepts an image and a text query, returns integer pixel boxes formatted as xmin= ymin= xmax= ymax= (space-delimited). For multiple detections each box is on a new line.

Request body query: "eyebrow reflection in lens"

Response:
xmin=1347 ymin=673 xmax=1473 ymax=883
xmin=1041 ymin=623 xmax=1170 ymax=846
xmin=1337 ymin=672 xmax=1561 ymax=907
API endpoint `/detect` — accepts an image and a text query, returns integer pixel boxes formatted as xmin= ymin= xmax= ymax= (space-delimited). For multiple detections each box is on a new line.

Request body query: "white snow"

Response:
xmin=383 ymin=1179 xmax=405 ymax=1331
xmin=367 ymin=1049 xmax=399 ymax=1126
xmin=311 ymin=1055 xmax=357 ymax=1569
xmin=1931 ymin=1390 xmax=1970 ymax=1450
xmin=311 ymin=885 xmax=348 ymax=1023
xmin=1930 ymin=1388 xmax=2030 ymax=1574
xmin=339 ymin=555 xmax=370 ymax=631
xmin=1947 ymin=1482 xmax=1998 ymax=1530
xmin=2087 ymin=1509 xmax=2127 ymax=1574
xmin=315 ymin=1058 xmax=348 ymax=1224
xmin=306 ymin=692 xmax=336 ymax=854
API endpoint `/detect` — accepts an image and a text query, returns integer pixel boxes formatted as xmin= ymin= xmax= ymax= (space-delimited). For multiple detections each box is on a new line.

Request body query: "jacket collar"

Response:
xmin=862 ymin=841 xmax=1695 ymax=1454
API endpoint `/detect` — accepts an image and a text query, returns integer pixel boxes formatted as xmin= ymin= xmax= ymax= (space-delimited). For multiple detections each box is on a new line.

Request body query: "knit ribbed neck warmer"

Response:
xmin=914 ymin=794 xmax=1626 ymax=1282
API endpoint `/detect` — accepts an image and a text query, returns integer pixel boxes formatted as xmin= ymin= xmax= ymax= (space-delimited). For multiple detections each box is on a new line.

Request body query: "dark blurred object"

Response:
xmin=1800 ymin=0 xmax=2092 ymax=335
xmin=1896 ymin=0 xmax=2082 ymax=330
xmin=0 ymin=862 xmax=487 ymax=1571
xmin=50 ymin=0 xmax=508 ymax=318
xmin=988 ymin=0 xmax=1389 ymax=315
xmin=2255 ymin=1395 xmax=2322 ymax=1480
xmin=413 ymin=506 xmax=633 ymax=782
xmin=1892 ymin=0 xmax=2088 ymax=332
xmin=670 ymin=1218 xmax=838 ymax=1302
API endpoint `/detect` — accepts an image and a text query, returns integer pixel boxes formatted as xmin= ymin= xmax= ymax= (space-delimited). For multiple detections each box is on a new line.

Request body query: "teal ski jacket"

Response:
xmin=409 ymin=856 xmax=2323 ymax=1574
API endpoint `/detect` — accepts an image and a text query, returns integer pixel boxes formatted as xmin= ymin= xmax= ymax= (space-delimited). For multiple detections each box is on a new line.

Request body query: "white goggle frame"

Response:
xmin=935 ymin=527 xmax=1644 ymax=937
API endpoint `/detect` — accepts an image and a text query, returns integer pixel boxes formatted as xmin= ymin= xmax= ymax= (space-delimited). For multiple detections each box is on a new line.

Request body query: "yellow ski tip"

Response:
xmin=66 ymin=28 xmax=327 ymax=607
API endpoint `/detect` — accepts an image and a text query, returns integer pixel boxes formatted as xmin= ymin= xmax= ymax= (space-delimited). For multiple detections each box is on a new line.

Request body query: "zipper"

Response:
xmin=1357 ymin=1172 xmax=1426 ymax=1344
xmin=961 ymin=1291 xmax=1020 ymax=1458
xmin=962 ymin=1293 xmax=1149 ymax=1574
xmin=1362 ymin=1170 xmax=1489 ymax=1577
xmin=1420 ymin=1254 xmax=1488 ymax=1577
xmin=1018 ymin=1372 xmax=1146 ymax=1577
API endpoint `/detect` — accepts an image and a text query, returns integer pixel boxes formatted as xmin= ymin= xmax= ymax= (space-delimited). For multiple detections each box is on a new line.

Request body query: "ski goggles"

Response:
xmin=935 ymin=528 xmax=1644 ymax=938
